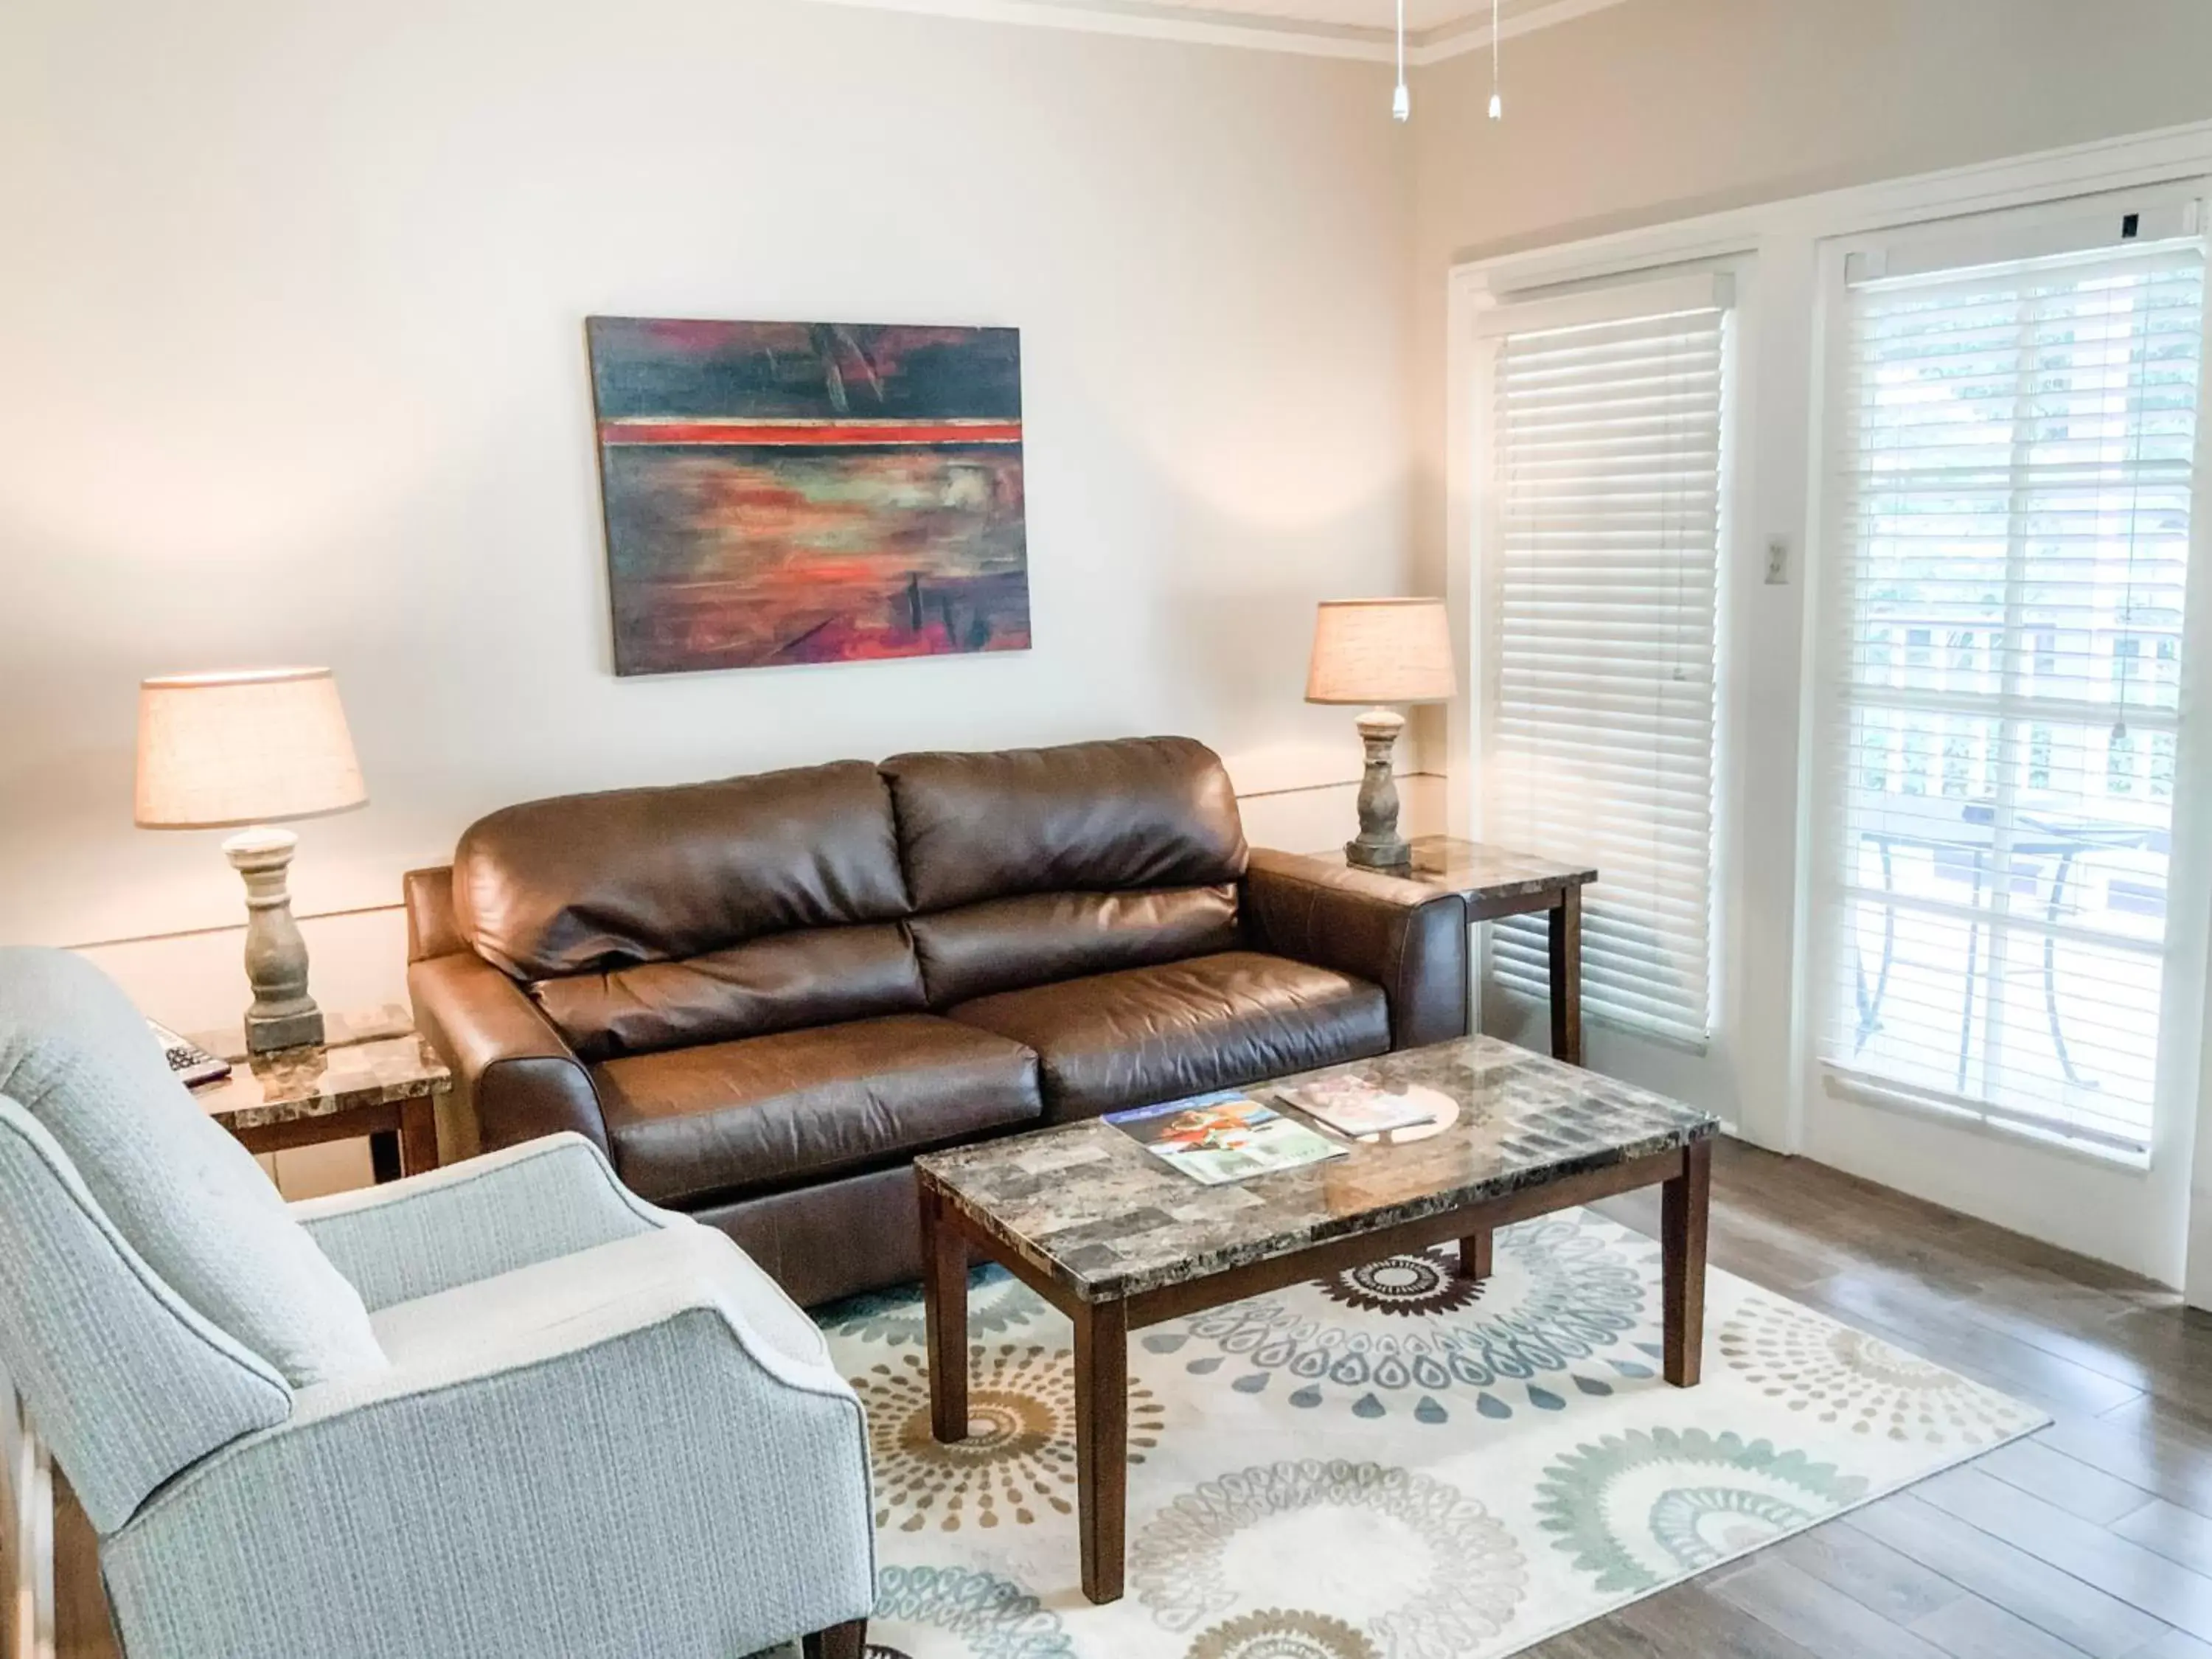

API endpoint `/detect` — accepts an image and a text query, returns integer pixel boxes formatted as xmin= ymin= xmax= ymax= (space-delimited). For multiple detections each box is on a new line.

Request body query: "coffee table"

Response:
xmin=914 ymin=1034 xmax=1717 ymax=1604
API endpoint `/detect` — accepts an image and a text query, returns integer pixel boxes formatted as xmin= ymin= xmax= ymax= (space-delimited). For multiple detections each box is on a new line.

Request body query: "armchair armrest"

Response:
xmin=1243 ymin=847 xmax=1470 ymax=1048
xmin=292 ymin=1134 xmax=669 ymax=1311
xmin=100 ymin=1222 xmax=874 ymax=1659
xmin=408 ymin=950 xmax=608 ymax=1155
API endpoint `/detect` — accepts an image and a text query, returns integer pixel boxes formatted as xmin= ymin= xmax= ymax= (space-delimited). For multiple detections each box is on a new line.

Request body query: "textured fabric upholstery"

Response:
xmin=950 ymin=950 xmax=1391 ymax=1123
xmin=0 ymin=947 xmax=384 ymax=1388
xmin=594 ymin=1015 xmax=1041 ymax=1205
xmin=293 ymin=1134 xmax=668 ymax=1311
xmin=101 ymin=1215 xmax=874 ymax=1659
xmin=366 ymin=1213 xmax=827 ymax=1373
xmin=0 ymin=1096 xmax=292 ymax=1534
xmin=881 ymin=735 xmax=1248 ymax=911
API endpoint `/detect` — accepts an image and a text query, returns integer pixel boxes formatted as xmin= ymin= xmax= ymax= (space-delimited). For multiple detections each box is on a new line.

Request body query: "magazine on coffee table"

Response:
xmin=1104 ymin=1091 xmax=1348 ymax=1185
xmin=1275 ymin=1074 xmax=1441 ymax=1138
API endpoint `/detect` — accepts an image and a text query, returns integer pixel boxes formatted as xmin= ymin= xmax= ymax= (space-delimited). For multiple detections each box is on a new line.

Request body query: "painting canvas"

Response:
xmin=587 ymin=317 xmax=1029 ymax=675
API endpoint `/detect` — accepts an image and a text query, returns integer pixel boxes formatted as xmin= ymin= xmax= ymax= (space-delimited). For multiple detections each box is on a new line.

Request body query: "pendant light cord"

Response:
xmin=1489 ymin=0 xmax=1503 ymax=117
xmin=1393 ymin=0 xmax=1409 ymax=120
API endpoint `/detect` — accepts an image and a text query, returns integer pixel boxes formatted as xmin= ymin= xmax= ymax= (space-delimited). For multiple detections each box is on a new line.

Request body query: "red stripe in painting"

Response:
xmin=599 ymin=420 xmax=1023 ymax=446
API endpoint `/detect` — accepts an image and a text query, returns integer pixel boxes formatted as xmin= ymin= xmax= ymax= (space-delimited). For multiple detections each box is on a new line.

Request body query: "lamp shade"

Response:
xmin=1304 ymin=598 xmax=1455 ymax=706
xmin=135 ymin=667 xmax=368 ymax=830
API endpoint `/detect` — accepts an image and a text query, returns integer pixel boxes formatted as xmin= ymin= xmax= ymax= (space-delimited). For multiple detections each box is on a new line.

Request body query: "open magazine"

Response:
xmin=1105 ymin=1091 xmax=1347 ymax=1185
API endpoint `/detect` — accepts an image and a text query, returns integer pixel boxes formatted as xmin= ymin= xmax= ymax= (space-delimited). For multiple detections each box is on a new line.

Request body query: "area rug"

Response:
xmin=791 ymin=1205 xmax=2046 ymax=1659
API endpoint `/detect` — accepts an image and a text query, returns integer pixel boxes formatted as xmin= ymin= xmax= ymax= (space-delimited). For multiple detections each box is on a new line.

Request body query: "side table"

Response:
xmin=1318 ymin=834 xmax=1598 ymax=1065
xmin=188 ymin=1005 xmax=451 ymax=1181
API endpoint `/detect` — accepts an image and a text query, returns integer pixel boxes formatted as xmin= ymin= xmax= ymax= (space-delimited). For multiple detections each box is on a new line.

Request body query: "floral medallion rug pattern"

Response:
xmin=777 ymin=1206 xmax=2044 ymax=1659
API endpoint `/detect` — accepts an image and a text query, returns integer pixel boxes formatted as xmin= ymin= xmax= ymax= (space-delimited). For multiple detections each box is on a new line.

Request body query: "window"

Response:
xmin=1820 ymin=223 xmax=2203 ymax=1158
xmin=1479 ymin=274 xmax=1730 ymax=1046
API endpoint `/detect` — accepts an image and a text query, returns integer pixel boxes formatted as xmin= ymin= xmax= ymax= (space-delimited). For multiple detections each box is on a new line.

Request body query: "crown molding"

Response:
xmin=802 ymin=0 xmax=1627 ymax=66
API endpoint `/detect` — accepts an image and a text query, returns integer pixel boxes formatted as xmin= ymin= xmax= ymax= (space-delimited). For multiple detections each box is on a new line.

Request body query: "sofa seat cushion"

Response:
xmin=593 ymin=1015 xmax=1042 ymax=1206
xmin=947 ymin=950 xmax=1389 ymax=1124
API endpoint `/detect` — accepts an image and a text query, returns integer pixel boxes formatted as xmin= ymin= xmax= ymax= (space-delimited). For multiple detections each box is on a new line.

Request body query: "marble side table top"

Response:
xmin=917 ymin=1034 xmax=1715 ymax=1304
xmin=187 ymin=1004 xmax=451 ymax=1134
xmin=1304 ymin=835 xmax=1599 ymax=906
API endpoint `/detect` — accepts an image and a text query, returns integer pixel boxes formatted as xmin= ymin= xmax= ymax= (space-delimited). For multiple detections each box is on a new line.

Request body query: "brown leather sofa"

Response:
xmin=403 ymin=736 xmax=1468 ymax=1306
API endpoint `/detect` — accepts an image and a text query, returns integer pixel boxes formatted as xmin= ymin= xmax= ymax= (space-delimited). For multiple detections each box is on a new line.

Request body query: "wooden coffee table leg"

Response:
xmin=1662 ymin=1138 xmax=1711 ymax=1386
xmin=920 ymin=1181 xmax=970 ymax=1442
xmin=1073 ymin=1298 xmax=1129 ymax=1604
xmin=1549 ymin=883 xmax=1584 ymax=1065
xmin=1458 ymin=1228 xmax=1493 ymax=1281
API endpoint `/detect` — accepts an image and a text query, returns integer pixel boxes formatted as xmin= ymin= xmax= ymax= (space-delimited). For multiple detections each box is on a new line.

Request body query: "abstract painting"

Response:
xmin=586 ymin=318 xmax=1029 ymax=675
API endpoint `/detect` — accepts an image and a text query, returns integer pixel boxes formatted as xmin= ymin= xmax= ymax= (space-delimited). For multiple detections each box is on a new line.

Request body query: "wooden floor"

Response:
xmin=1544 ymin=1137 xmax=2212 ymax=1659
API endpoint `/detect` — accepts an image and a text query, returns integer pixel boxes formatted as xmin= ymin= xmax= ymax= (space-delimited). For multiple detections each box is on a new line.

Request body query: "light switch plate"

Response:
xmin=1765 ymin=535 xmax=1790 ymax=585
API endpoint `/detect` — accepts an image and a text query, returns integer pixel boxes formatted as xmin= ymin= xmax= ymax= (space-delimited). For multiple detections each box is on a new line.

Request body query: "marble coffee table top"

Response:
xmin=916 ymin=1034 xmax=1716 ymax=1304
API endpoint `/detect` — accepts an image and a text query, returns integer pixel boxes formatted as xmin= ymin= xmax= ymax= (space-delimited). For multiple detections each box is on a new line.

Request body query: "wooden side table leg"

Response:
xmin=1662 ymin=1138 xmax=1711 ymax=1387
xmin=1548 ymin=884 xmax=1584 ymax=1066
xmin=920 ymin=1182 xmax=970 ymax=1444
xmin=1458 ymin=1228 xmax=1493 ymax=1282
xmin=397 ymin=1097 xmax=439 ymax=1178
xmin=1073 ymin=1298 xmax=1129 ymax=1605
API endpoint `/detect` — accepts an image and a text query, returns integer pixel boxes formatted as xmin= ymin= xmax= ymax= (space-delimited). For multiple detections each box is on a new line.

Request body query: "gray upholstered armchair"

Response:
xmin=0 ymin=946 xmax=873 ymax=1659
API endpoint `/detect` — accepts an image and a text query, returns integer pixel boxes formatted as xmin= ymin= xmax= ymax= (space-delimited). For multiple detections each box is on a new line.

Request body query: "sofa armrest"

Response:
xmin=408 ymin=952 xmax=610 ymax=1157
xmin=291 ymin=1135 xmax=669 ymax=1310
xmin=1242 ymin=848 xmax=1470 ymax=1049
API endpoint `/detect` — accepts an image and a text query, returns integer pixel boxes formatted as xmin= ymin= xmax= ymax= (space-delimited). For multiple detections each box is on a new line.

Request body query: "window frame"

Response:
xmin=1804 ymin=184 xmax=2212 ymax=1172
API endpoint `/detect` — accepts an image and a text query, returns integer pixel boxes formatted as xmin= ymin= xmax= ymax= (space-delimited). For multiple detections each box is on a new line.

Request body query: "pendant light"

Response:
xmin=1394 ymin=0 xmax=1506 ymax=123
xmin=1489 ymin=0 xmax=1503 ymax=118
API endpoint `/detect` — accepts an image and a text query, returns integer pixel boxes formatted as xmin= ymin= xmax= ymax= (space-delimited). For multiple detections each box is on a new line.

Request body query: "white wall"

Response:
xmin=0 ymin=0 xmax=1422 ymax=1028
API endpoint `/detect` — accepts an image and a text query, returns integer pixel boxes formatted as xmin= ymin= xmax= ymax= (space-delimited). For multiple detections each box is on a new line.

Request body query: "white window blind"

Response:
xmin=1481 ymin=278 xmax=1729 ymax=1046
xmin=1819 ymin=226 xmax=2205 ymax=1159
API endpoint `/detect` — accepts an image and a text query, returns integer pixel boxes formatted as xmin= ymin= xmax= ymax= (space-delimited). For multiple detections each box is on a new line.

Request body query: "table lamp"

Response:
xmin=134 ymin=667 xmax=368 ymax=1054
xmin=1305 ymin=597 xmax=1455 ymax=872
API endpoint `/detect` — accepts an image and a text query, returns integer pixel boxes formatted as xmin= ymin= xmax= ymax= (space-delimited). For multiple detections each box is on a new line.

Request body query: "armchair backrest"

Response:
xmin=0 ymin=1095 xmax=291 ymax=1532
xmin=0 ymin=947 xmax=389 ymax=1528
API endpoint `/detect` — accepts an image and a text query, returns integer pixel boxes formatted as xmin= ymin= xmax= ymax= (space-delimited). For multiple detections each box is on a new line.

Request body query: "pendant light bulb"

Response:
xmin=1489 ymin=90 xmax=1502 ymax=119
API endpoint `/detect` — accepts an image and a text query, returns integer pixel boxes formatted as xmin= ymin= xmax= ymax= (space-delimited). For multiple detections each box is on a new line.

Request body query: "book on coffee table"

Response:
xmin=1275 ymin=1074 xmax=1442 ymax=1137
xmin=1103 ymin=1091 xmax=1347 ymax=1185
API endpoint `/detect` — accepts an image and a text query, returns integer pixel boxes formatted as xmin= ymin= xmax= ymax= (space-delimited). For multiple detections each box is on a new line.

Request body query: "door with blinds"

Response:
xmin=1475 ymin=272 xmax=1733 ymax=1056
xmin=1812 ymin=198 xmax=2210 ymax=1167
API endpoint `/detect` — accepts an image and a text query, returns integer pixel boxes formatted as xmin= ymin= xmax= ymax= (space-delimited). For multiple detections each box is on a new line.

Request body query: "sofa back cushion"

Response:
xmin=530 ymin=925 xmax=926 ymax=1062
xmin=883 ymin=737 xmax=1248 ymax=913
xmin=453 ymin=762 xmax=925 ymax=1058
xmin=884 ymin=737 xmax=1248 ymax=1004
xmin=909 ymin=886 xmax=1240 ymax=1006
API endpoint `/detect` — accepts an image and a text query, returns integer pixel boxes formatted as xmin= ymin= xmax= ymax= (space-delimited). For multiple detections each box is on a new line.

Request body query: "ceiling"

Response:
xmin=815 ymin=0 xmax=1630 ymax=65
